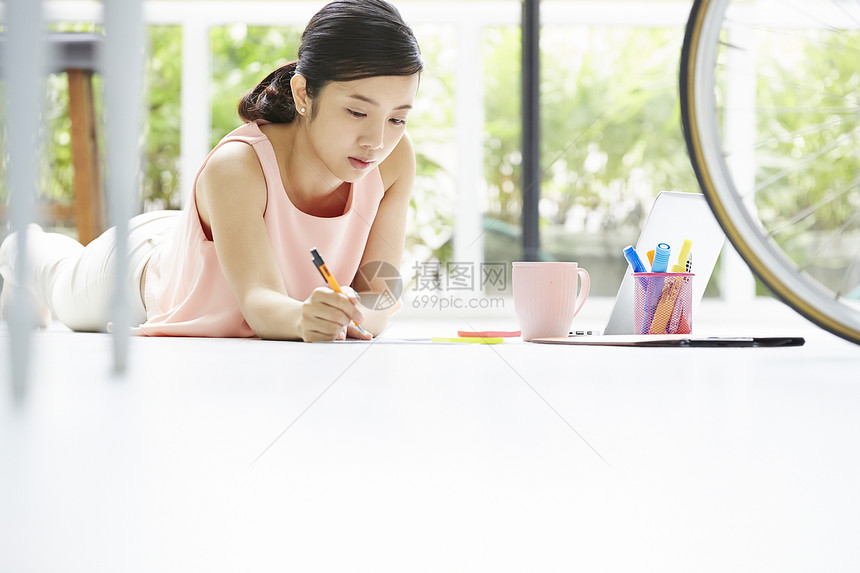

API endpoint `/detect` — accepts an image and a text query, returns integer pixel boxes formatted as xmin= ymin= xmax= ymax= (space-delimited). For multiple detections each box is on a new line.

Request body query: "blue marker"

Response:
xmin=622 ymin=245 xmax=647 ymax=273
xmin=651 ymin=243 xmax=671 ymax=273
xmin=624 ymin=245 xmax=651 ymax=332
xmin=640 ymin=243 xmax=670 ymax=333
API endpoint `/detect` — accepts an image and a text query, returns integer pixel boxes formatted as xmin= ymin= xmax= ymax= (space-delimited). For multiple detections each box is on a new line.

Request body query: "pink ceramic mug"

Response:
xmin=512 ymin=262 xmax=590 ymax=341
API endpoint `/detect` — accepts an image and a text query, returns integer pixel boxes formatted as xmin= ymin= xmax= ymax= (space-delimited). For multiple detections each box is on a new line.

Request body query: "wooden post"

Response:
xmin=66 ymin=68 xmax=104 ymax=245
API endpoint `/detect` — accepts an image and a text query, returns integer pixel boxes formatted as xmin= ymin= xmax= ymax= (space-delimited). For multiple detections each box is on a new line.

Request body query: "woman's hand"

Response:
xmin=298 ymin=286 xmax=372 ymax=342
xmin=339 ymin=286 xmax=374 ymax=341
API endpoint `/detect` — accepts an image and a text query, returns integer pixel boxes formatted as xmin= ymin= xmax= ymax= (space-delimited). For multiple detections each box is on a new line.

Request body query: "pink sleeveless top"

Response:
xmin=136 ymin=120 xmax=385 ymax=337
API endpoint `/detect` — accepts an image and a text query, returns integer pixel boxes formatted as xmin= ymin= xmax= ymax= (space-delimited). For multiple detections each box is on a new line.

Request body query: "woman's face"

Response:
xmin=303 ymin=74 xmax=420 ymax=182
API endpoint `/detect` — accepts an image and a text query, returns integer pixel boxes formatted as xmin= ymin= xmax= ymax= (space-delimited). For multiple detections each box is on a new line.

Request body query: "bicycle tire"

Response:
xmin=680 ymin=0 xmax=860 ymax=344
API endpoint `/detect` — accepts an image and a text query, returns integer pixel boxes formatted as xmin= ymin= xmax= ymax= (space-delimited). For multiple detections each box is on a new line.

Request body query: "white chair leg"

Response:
xmin=3 ymin=0 xmax=44 ymax=400
xmin=103 ymin=0 xmax=144 ymax=373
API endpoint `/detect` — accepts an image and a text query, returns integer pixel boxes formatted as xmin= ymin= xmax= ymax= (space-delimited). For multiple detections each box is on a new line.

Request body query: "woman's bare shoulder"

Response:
xmin=196 ymin=140 xmax=267 ymax=228
xmin=201 ymin=140 xmax=263 ymax=181
xmin=379 ymin=132 xmax=415 ymax=192
xmin=198 ymin=141 xmax=266 ymax=200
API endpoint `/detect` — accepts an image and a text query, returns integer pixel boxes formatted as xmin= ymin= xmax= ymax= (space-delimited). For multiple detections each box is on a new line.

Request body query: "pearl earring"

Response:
xmin=300 ymin=107 xmax=306 ymax=114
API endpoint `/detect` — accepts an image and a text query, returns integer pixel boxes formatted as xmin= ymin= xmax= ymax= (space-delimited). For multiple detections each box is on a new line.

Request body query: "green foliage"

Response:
xmin=750 ymin=29 xmax=860 ymax=295
xmin=483 ymin=27 xmax=523 ymax=225
xmin=402 ymin=24 xmax=458 ymax=267
xmin=0 ymin=22 xmax=104 ymax=209
xmin=754 ymin=31 xmax=860 ymax=228
xmin=0 ymin=24 xmax=179 ymax=213
xmin=483 ymin=26 xmax=698 ymax=235
xmin=142 ymin=26 xmax=182 ymax=209
xmin=38 ymin=74 xmax=78 ymax=204
xmin=542 ymin=28 xmax=697 ymax=224
xmin=210 ymin=24 xmax=302 ymax=145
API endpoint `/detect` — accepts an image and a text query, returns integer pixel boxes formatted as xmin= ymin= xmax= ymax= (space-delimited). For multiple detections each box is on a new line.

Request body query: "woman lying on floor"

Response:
xmin=0 ymin=0 xmax=422 ymax=342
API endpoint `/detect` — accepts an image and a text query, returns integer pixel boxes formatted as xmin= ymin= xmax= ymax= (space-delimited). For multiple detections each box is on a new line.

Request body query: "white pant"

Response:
xmin=0 ymin=210 xmax=180 ymax=332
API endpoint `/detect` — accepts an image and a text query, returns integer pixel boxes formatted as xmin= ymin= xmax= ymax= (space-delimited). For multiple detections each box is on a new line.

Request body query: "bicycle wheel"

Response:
xmin=681 ymin=0 xmax=860 ymax=344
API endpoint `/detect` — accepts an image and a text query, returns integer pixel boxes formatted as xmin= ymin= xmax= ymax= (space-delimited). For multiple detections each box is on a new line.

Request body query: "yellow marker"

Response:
xmin=431 ymin=337 xmax=504 ymax=344
xmin=649 ymin=276 xmax=684 ymax=334
xmin=670 ymin=239 xmax=693 ymax=273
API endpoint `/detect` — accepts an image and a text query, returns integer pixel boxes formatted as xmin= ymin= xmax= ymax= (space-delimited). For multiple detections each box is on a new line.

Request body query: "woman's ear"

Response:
xmin=290 ymin=73 xmax=309 ymax=115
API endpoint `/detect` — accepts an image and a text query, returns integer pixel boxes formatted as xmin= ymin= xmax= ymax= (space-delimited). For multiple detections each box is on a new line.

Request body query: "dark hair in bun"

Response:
xmin=238 ymin=0 xmax=423 ymax=124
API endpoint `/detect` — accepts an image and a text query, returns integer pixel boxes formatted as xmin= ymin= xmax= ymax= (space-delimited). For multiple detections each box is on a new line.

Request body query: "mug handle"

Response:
xmin=573 ymin=268 xmax=590 ymax=317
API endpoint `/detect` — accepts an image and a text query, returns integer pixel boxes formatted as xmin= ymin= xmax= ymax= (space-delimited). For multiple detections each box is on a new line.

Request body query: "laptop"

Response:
xmin=576 ymin=191 xmax=725 ymax=336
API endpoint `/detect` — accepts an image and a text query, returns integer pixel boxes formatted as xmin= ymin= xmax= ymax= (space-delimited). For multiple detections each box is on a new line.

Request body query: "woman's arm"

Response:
xmin=196 ymin=142 xmax=365 ymax=341
xmin=351 ymin=132 xmax=416 ymax=336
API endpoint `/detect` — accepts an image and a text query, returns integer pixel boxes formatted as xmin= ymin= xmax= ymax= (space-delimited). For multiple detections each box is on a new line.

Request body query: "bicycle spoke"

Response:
xmin=722 ymin=115 xmax=854 ymax=158
xmin=765 ymin=175 xmax=860 ymax=238
xmin=796 ymin=208 xmax=860 ymax=280
xmin=756 ymin=107 xmax=860 ymax=114
xmin=726 ymin=24 xmax=860 ymax=56
xmin=831 ymin=0 xmax=860 ymax=30
xmin=753 ymin=126 xmax=860 ymax=196
xmin=718 ymin=105 xmax=860 ymax=115
xmin=783 ymin=0 xmax=860 ymax=41
xmin=715 ymin=62 xmax=859 ymax=107
xmin=837 ymin=244 xmax=860 ymax=300
xmin=752 ymin=117 xmax=852 ymax=150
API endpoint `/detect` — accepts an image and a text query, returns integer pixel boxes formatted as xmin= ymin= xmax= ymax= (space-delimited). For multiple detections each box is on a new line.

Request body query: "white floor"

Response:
xmin=1 ymin=298 xmax=859 ymax=572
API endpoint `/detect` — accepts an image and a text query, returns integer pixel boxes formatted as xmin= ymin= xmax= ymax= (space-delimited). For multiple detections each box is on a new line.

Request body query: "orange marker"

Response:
xmin=310 ymin=247 xmax=369 ymax=337
xmin=647 ymin=249 xmax=655 ymax=267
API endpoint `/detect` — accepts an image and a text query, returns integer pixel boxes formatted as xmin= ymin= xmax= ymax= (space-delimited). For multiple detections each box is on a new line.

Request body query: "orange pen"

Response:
xmin=310 ymin=247 xmax=369 ymax=337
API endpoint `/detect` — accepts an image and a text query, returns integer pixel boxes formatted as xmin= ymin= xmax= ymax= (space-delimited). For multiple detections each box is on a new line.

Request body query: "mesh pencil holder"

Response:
xmin=633 ymin=273 xmax=694 ymax=335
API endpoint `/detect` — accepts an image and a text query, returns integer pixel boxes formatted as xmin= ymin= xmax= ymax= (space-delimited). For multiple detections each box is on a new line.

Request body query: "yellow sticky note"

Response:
xmin=430 ymin=337 xmax=504 ymax=344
